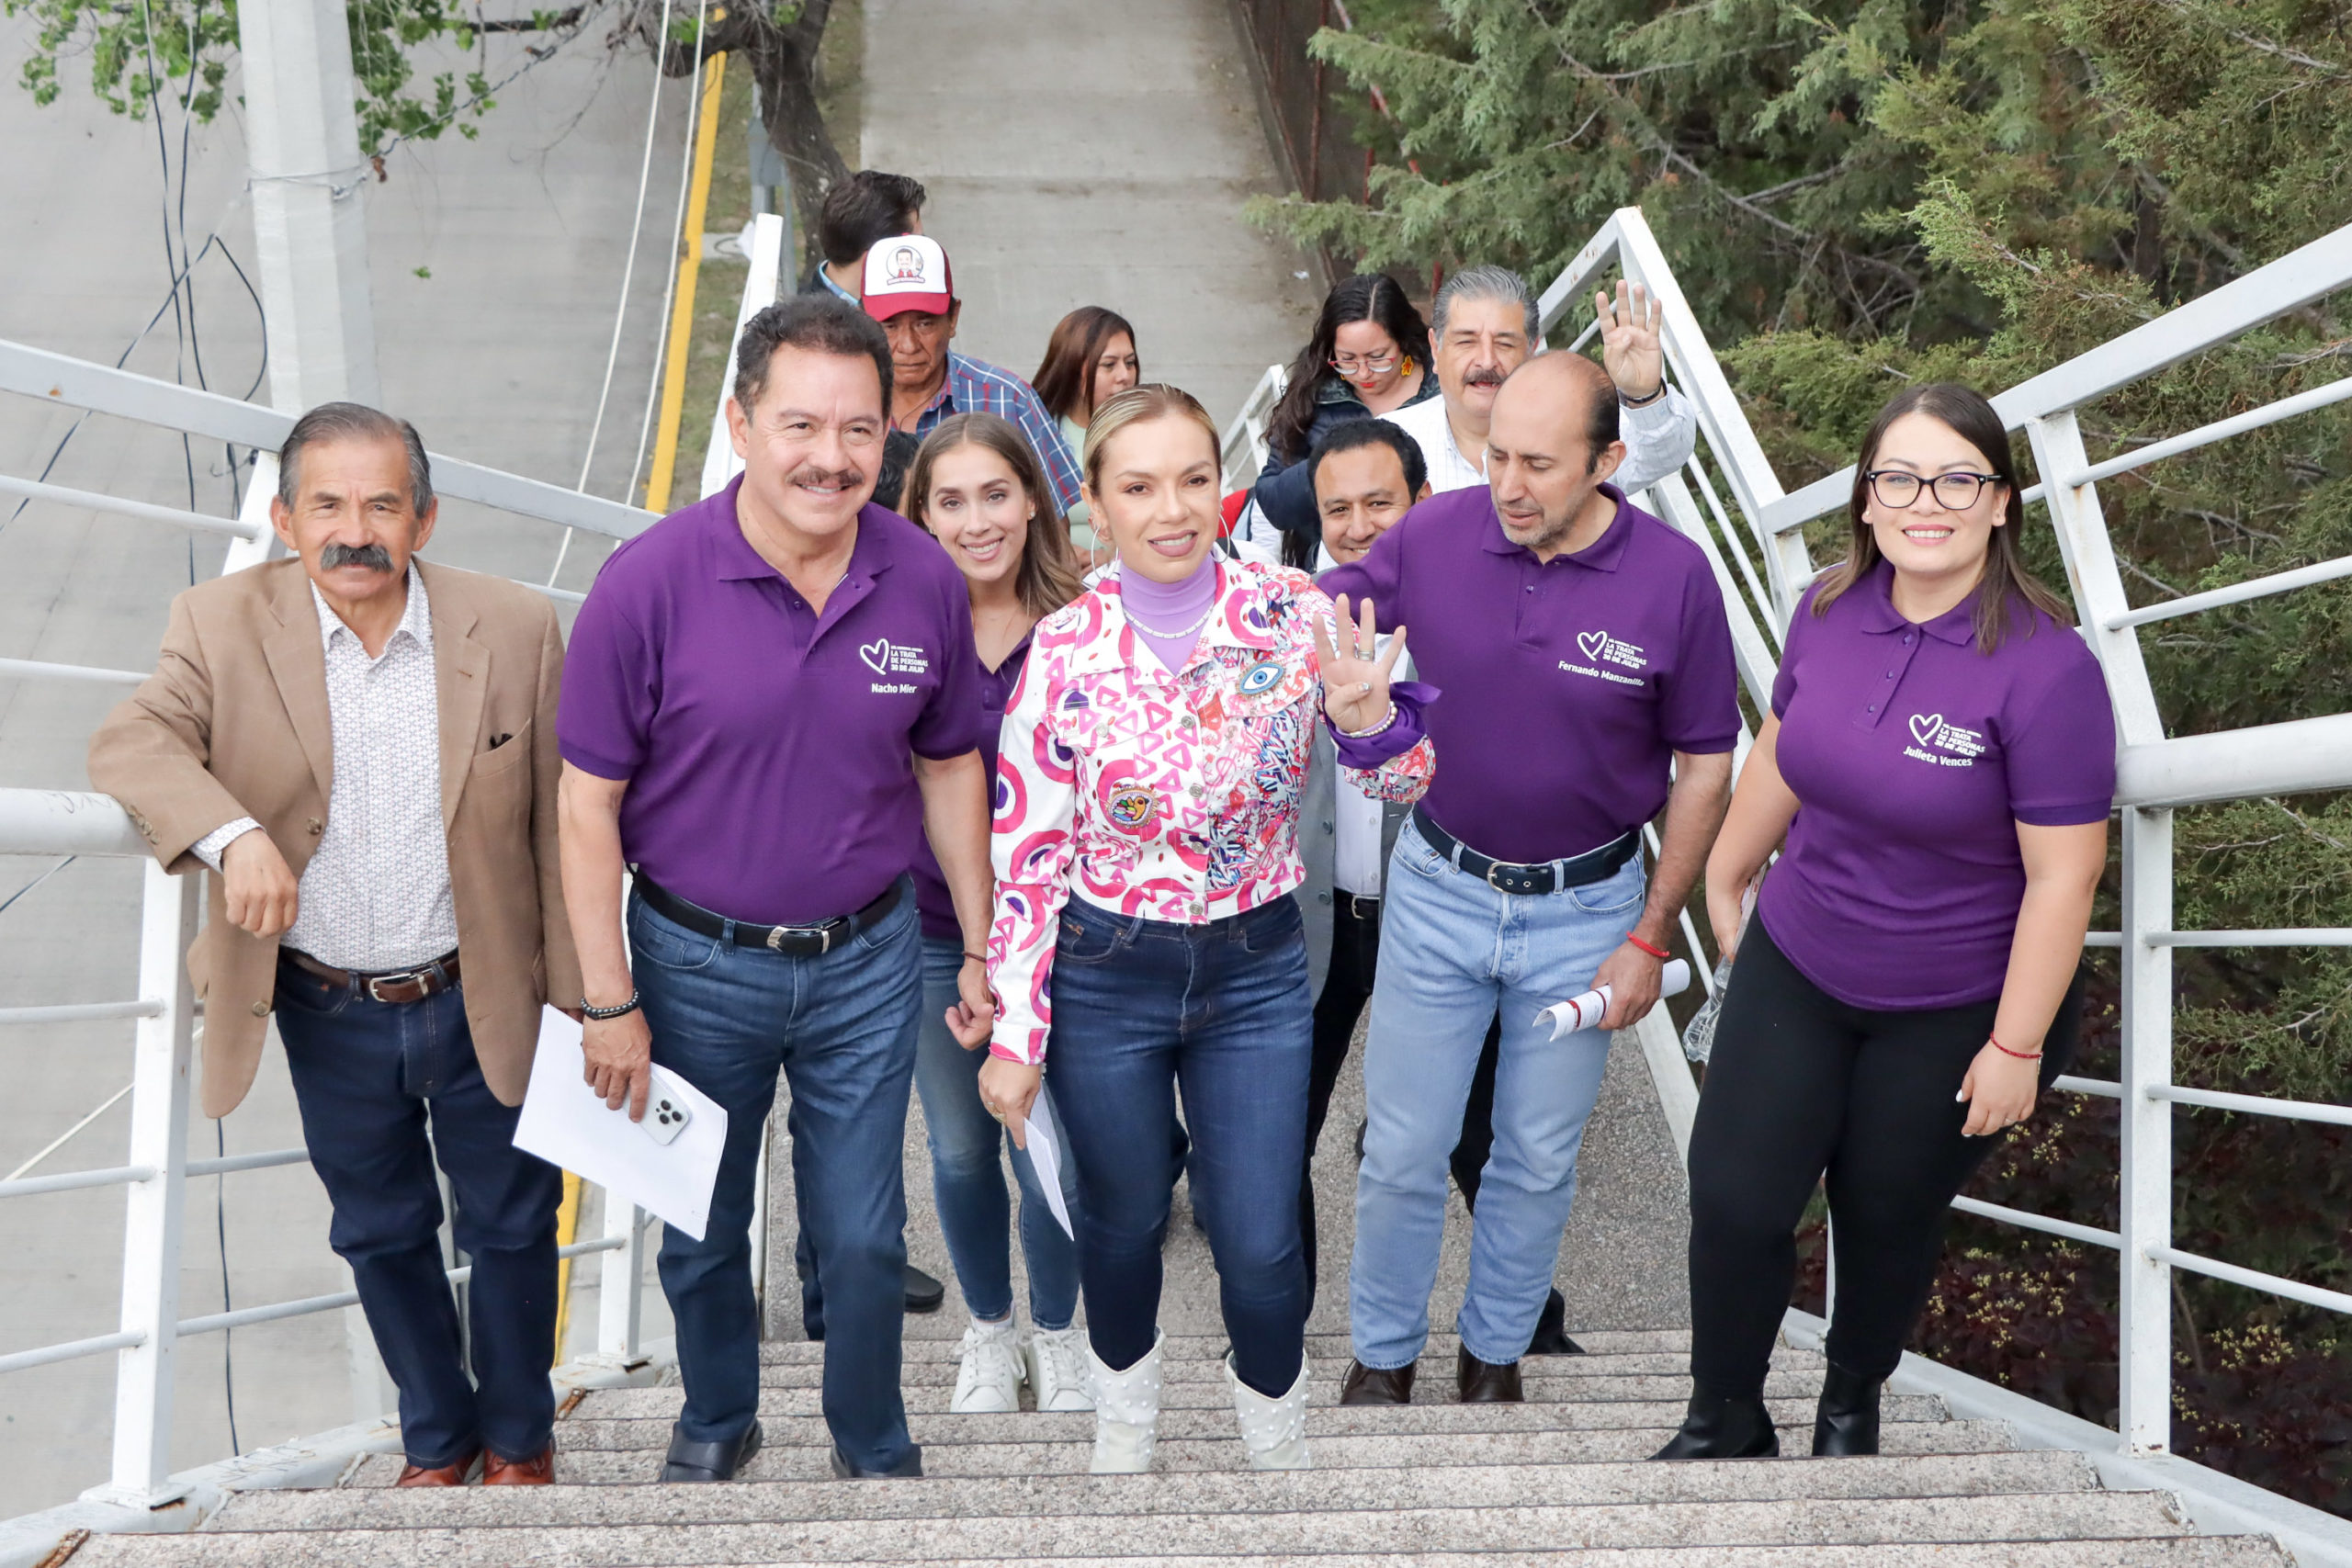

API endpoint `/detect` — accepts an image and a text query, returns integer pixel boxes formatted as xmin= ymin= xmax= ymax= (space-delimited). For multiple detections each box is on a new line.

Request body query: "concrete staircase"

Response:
xmin=68 ymin=1330 xmax=2292 ymax=1565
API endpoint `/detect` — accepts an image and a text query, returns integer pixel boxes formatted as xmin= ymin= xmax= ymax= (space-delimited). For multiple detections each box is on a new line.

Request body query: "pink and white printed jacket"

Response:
xmin=986 ymin=560 xmax=1434 ymax=1064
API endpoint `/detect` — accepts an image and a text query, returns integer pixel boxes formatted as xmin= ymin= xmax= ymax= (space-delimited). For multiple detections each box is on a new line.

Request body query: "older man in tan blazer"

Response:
xmin=89 ymin=402 xmax=581 ymax=1489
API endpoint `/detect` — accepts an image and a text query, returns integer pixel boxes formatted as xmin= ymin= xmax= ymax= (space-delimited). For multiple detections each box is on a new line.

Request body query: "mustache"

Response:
xmin=787 ymin=462 xmax=869 ymax=491
xmin=1464 ymin=367 xmax=1508 ymax=389
xmin=320 ymin=542 xmax=395 ymax=572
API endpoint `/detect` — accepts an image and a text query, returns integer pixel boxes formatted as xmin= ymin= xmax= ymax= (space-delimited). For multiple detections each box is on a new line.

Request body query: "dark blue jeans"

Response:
xmin=1046 ymin=894 xmax=1312 ymax=1397
xmin=631 ymin=879 xmax=922 ymax=1473
xmin=274 ymin=953 xmax=561 ymax=1468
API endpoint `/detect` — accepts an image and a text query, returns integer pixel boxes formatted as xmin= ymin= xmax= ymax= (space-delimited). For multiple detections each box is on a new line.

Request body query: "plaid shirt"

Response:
xmin=905 ymin=354 xmax=1083 ymax=513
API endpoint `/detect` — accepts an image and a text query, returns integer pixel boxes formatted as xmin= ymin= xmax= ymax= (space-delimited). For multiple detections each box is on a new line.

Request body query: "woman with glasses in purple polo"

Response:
xmin=1657 ymin=383 xmax=2115 ymax=1463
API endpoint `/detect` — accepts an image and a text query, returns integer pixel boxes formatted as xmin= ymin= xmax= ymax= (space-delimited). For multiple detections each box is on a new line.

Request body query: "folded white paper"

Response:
xmin=514 ymin=1008 xmax=728 ymax=1242
xmin=1536 ymin=958 xmax=1693 ymax=1039
xmin=1019 ymin=1094 xmax=1076 ymax=1241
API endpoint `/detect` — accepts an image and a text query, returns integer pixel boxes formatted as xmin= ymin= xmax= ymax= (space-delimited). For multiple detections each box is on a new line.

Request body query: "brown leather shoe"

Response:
xmin=481 ymin=1446 xmax=555 ymax=1485
xmin=1340 ymin=1359 xmax=1415 ymax=1405
xmin=1456 ymin=1344 xmax=1523 ymax=1403
xmin=395 ymin=1450 xmax=481 ymax=1487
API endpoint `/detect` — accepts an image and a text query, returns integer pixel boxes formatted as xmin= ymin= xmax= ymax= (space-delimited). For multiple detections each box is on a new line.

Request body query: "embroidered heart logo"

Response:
xmin=1909 ymin=712 xmax=1943 ymax=748
xmin=860 ymin=639 xmax=892 ymax=675
xmin=1577 ymin=630 xmax=1608 ymax=661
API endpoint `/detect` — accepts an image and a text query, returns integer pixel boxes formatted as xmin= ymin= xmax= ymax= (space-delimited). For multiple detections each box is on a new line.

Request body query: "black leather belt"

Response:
xmin=1411 ymin=807 xmax=1638 ymax=897
xmin=633 ymin=871 xmax=903 ymax=956
xmin=283 ymin=947 xmax=461 ymax=1005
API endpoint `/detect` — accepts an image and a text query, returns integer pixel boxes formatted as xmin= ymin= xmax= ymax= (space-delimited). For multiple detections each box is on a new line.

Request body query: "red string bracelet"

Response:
xmin=1626 ymin=934 xmax=1672 ymax=960
xmin=1988 ymin=1034 xmax=2042 ymax=1060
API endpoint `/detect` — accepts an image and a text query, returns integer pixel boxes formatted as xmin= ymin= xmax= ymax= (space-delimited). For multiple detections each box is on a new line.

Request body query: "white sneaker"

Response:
xmin=1025 ymin=1325 xmax=1094 ymax=1412
xmin=950 ymin=1316 xmax=1025 ymax=1414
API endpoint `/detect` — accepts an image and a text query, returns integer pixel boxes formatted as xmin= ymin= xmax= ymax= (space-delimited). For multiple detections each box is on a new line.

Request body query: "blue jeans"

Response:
xmin=1046 ymin=894 xmax=1311 ymax=1397
xmin=274 ymin=953 xmax=561 ymax=1468
xmin=1350 ymin=818 xmax=1645 ymax=1370
xmin=911 ymin=934 xmax=1081 ymax=1328
xmin=631 ymin=879 xmax=922 ymax=1473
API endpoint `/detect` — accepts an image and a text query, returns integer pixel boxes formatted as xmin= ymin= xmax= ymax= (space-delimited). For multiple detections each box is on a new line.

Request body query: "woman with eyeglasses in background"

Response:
xmin=1657 ymin=383 xmax=2115 ymax=1463
xmin=1250 ymin=275 xmax=1436 ymax=564
xmin=1032 ymin=307 xmax=1142 ymax=558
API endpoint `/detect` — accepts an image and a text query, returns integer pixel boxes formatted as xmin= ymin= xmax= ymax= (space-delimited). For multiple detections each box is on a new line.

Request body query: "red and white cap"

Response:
xmin=859 ymin=233 xmax=955 ymax=321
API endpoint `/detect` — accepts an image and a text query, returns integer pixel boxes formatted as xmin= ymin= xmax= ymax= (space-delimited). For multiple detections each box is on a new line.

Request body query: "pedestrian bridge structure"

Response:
xmin=3 ymin=0 xmax=2351 ymax=1561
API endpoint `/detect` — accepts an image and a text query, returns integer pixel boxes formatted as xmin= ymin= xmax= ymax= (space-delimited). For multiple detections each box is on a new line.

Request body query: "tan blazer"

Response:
xmin=87 ymin=558 xmax=582 ymax=1117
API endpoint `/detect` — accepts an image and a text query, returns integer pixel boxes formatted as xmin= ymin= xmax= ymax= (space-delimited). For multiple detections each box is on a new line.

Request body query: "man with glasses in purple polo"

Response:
xmin=557 ymin=294 xmax=996 ymax=1483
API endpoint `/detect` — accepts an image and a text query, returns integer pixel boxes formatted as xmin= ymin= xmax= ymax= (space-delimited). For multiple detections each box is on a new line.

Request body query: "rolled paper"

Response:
xmin=1538 ymin=958 xmax=1692 ymax=1039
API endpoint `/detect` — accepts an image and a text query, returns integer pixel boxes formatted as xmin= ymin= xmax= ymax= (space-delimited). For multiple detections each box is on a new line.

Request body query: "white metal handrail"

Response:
xmin=1218 ymin=363 xmax=1289 ymax=492
xmin=1541 ymin=208 xmax=2352 ymax=1458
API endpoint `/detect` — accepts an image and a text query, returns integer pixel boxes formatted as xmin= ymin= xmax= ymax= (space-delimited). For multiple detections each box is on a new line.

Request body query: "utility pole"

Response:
xmin=235 ymin=0 xmax=382 ymax=414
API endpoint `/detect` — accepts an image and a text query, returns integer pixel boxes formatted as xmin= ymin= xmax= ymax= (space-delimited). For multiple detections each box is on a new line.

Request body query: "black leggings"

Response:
xmin=1685 ymin=917 xmax=2083 ymax=1394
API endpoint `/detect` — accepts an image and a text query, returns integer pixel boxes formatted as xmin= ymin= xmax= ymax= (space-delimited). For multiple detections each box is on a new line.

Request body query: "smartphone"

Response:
xmin=638 ymin=1067 xmax=693 ymax=1146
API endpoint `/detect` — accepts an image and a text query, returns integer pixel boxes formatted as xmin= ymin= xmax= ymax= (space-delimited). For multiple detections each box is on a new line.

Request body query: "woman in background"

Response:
xmin=1250 ymin=274 xmax=1435 ymax=562
xmin=1032 ymin=306 xmax=1142 ymax=557
xmin=902 ymin=413 xmax=1092 ymax=1416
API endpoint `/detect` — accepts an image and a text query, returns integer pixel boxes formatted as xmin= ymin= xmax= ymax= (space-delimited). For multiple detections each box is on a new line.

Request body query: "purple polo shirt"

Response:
xmin=1320 ymin=483 xmax=1739 ymax=863
xmin=1759 ymin=561 xmax=2116 ymax=1010
xmin=558 ymin=477 xmax=983 ymax=926
xmin=911 ymin=628 xmax=1032 ymax=941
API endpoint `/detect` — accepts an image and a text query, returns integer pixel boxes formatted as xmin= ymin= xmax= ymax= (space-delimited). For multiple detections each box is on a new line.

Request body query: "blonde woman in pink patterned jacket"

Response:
xmin=966 ymin=385 xmax=1434 ymax=1474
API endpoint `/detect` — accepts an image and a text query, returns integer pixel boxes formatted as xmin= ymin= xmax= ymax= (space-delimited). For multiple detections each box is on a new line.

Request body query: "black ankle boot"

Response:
xmin=1811 ymin=1362 xmax=1882 ymax=1457
xmin=1649 ymin=1387 xmax=1779 ymax=1460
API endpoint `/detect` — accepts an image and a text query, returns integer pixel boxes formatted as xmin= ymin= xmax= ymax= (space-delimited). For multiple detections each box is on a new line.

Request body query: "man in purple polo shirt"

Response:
xmin=557 ymin=295 xmax=995 ymax=1483
xmin=1323 ymin=352 xmax=1739 ymax=1404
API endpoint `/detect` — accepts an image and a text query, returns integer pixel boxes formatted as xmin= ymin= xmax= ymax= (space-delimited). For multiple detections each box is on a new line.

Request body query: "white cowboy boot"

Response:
xmin=1227 ymin=1351 xmax=1311 ymax=1470
xmin=1085 ymin=1330 xmax=1164 ymax=1474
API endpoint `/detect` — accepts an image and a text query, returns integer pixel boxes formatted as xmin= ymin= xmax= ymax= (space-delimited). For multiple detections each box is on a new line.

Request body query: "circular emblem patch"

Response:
xmin=1107 ymin=786 xmax=1158 ymax=831
xmin=1238 ymin=657 xmax=1284 ymax=696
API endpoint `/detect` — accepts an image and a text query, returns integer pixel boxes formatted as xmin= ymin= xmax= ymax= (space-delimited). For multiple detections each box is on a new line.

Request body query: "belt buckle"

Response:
xmin=365 ymin=969 xmax=421 ymax=1003
xmin=764 ymin=925 xmax=836 ymax=954
xmin=1485 ymin=862 xmax=1544 ymax=897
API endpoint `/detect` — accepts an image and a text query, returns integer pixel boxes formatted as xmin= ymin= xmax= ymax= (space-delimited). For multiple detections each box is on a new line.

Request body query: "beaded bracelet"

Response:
xmin=1339 ymin=701 xmax=1399 ymax=739
xmin=1626 ymin=934 xmax=1671 ymax=960
xmin=1988 ymin=1034 xmax=2042 ymax=1061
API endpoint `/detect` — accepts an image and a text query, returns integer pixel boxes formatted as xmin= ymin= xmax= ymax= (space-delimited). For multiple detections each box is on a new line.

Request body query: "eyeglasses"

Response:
xmin=1866 ymin=469 xmax=2004 ymax=510
xmin=1329 ymin=349 xmax=1402 ymax=376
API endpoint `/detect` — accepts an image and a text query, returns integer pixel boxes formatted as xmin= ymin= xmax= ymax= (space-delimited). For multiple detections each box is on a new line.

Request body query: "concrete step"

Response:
xmin=746 ymin=1348 xmax=1804 ymax=1392
xmin=550 ymin=1393 xmax=1954 ymax=1452
xmin=616 ymin=1367 xmax=1830 ymax=1417
xmin=69 ymin=1491 xmax=2202 ymax=1563
xmin=120 ymin=1549 xmax=2287 ymax=1568
xmin=515 ymin=1416 xmax=2021 ymax=1483
xmin=219 ymin=1450 xmax=2099 ymax=1532
xmin=754 ymin=1328 xmax=1696 ymax=1366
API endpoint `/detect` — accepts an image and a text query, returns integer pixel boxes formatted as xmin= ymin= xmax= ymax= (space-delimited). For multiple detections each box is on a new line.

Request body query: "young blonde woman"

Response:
xmin=970 ymin=384 xmax=1436 ymax=1473
xmin=899 ymin=413 xmax=1091 ymax=1416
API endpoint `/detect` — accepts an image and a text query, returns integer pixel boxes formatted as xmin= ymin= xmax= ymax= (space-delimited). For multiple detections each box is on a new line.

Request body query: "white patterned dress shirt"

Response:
xmin=191 ymin=567 xmax=458 ymax=973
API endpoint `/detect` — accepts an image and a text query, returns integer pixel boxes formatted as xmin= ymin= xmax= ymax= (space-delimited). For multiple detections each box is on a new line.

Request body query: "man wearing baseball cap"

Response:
xmin=860 ymin=234 xmax=1082 ymax=513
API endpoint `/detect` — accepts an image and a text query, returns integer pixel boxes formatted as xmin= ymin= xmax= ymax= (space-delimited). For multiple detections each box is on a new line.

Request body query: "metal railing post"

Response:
xmin=2118 ymin=805 xmax=2176 ymax=1453
xmin=595 ymin=1190 xmax=648 ymax=1362
xmin=88 ymin=863 xmax=201 ymax=1506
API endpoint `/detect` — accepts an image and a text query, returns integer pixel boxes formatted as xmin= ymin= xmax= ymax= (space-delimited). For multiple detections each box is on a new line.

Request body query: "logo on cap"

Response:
xmin=886 ymin=244 xmax=925 ymax=283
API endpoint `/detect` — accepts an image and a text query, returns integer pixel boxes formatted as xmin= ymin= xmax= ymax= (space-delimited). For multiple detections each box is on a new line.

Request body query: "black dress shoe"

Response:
xmin=1651 ymin=1388 xmax=1779 ymax=1460
xmin=1525 ymin=1288 xmax=1585 ymax=1356
xmin=1811 ymin=1362 xmax=1883 ymax=1457
xmin=1456 ymin=1345 xmax=1523 ymax=1403
xmin=903 ymin=1264 xmax=945 ymax=1314
xmin=1340 ymin=1359 xmax=1416 ymax=1405
xmin=660 ymin=1419 xmax=763 ymax=1482
xmin=829 ymin=1441 xmax=924 ymax=1479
